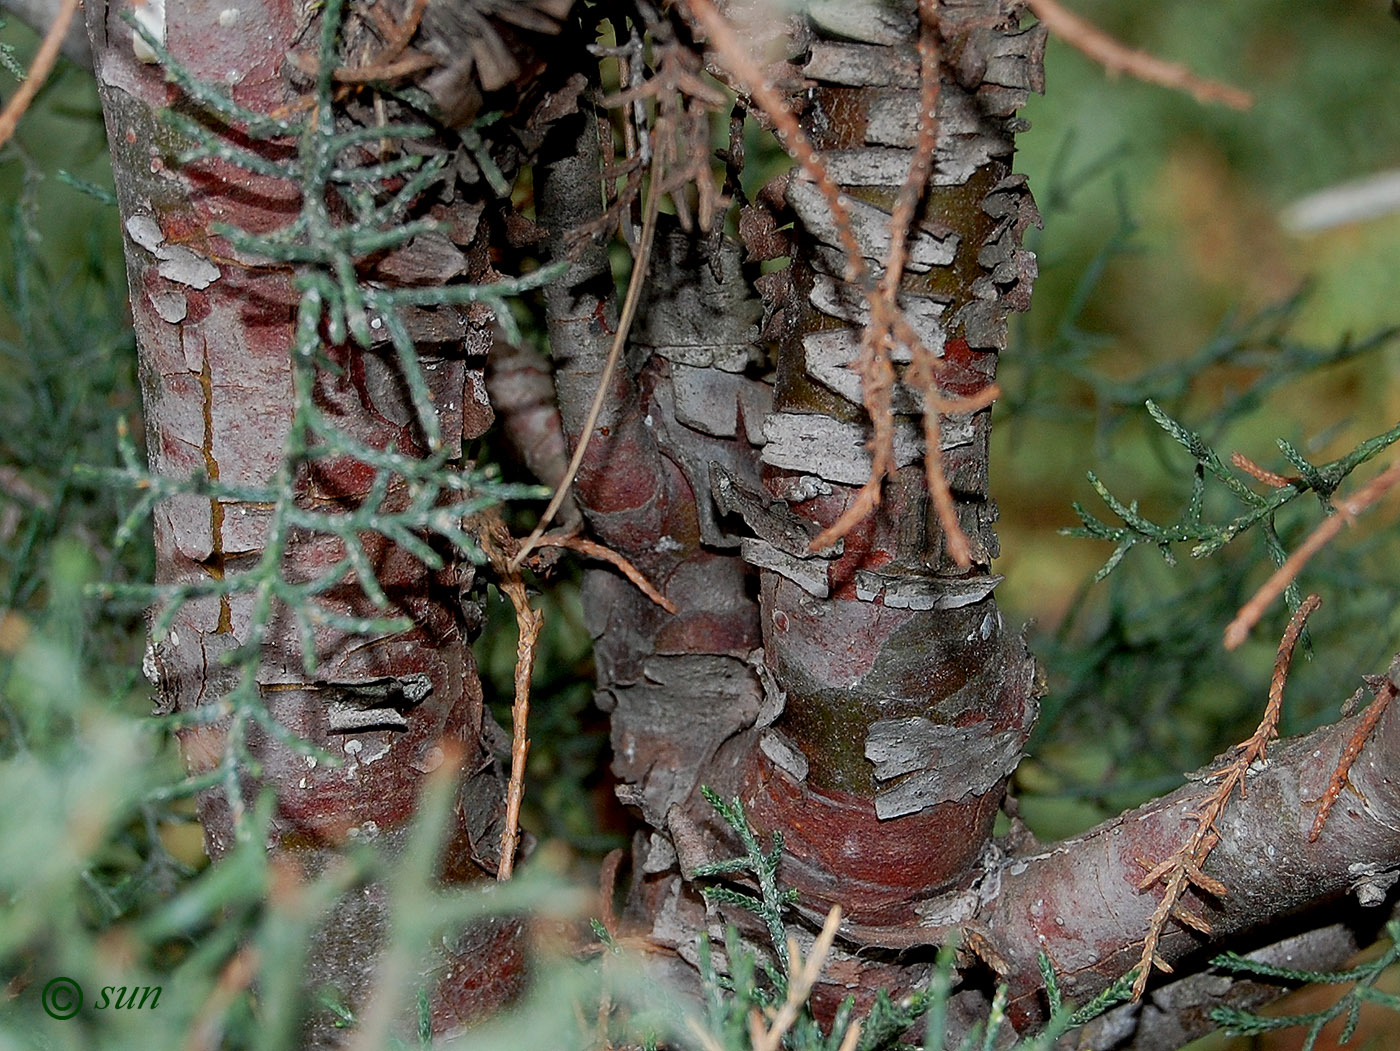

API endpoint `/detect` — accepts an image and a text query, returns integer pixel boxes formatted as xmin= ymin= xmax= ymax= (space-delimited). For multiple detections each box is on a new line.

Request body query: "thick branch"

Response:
xmin=977 ymin=679 xmax=1400 ymax=1032
xmin=535 ymin=91 xmax=671 ymax=567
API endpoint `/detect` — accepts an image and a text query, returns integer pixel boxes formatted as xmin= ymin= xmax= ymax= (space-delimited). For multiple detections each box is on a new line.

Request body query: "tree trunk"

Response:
xmin=85 ymin=1 xmax=522 ymax=1041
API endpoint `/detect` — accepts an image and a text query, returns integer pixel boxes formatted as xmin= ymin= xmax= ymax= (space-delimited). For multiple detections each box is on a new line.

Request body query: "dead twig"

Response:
xmin=533 ymin=535 xmax=677 ymax=614
xmin=1310 ymin=656 xmax=1399 ymax=841
xmin=1133 ymin=594 xmax=1320 ymax=1000
xmin=1026 ymin=0 xmax=1253 ymax=110
xmin=1225 ymin=459 xmax=1400 ymax=649
xmin=1230 ymin=451 xmax=1296 ymax=489
xmin=476 ymin=511 xmax=544 ymax=880
xmin=684 ymin=0 xmax=979 ymax=562
xmin=0 ymin=0 xmax=81 ymax=152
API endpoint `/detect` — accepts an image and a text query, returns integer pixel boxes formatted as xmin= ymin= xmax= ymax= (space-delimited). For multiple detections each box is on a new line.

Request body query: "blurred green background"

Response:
xmin=2 ymin=1 xmax=1400 ymax=1047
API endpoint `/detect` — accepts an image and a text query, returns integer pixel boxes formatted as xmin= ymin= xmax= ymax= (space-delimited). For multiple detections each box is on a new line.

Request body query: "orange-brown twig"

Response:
xmin=1133 ymin=594 xmax=1320 ymax=1000
xmin=681 ymin=0 xmax=890 ymax=543
xmin=1225 ymin=459 xmax=1400 ymax=650
xmin=882 ymin=0 xmax=977 ymax=566
xmin=1231 ymin=451 xmax=1295 ymax=489
xmin=681 ymin=0 xmax=864 ymax=281
xmin=475 ymin=511 xmax=544 ymax=880
xmin=495 ymin=570 xmax=542 ymax=881
xmin=534 ymin=535 xmax=677 ymax=614
xmin=1310 ymin=658 xmax=1398 ymax=841
xmin=0 ymin=0 xmax=82 ymax=152
xmin=685 ymin=0 xmax=980 ymax=561
xmin=1026 ymin=0 xmax=1253 ymax=110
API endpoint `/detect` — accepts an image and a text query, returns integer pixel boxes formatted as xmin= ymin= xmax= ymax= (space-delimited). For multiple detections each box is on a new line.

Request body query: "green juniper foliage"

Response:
xmin=1067 ymin=401 xmax=1400 ymax=588
xmin=1210 ymin=921 xmax=1400 ymax=1051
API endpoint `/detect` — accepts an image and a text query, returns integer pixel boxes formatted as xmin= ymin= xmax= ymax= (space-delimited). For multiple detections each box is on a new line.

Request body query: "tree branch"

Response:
xmin=977 ymin=666 xmax=1400 ymax=1032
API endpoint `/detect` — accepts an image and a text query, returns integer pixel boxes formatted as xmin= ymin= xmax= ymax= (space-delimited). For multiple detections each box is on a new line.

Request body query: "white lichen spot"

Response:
xmin=168 ymin=628 xmax=180 ymax=647
xmin=414 ymin=745 xmax=445 ymax=773
xmin=151 ymin=290 xmax=188 ymax=324
xmin=344 ymin=738 xmax=362 ymax=755
xmin=125 ymin=214 xmax=165 ymax=252
xmin=131 ymin=0 xmax=166 ymax=63
xmin=298 ymin=777 xmax=307 ymax=789
xmin=359 ymin=738 xmax=391 ymax=765
xmin=218 ymin=7 xmax=238 ymax=26
xmin=369 ymin=315 xmax=383 ymax=330
xmin=156 ymin=245 xmax=222 ymax=289
xmin=141 ymin=641 xmax=159 ymax=685
xmin=305 ymin=755 xmax=317 ymax=768
xmin=655 ymin=535 xmax=684 ymax=554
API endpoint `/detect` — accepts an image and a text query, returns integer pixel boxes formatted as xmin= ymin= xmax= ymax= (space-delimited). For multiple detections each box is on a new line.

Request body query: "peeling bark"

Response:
xmin=87 ymin=0 xmax=523 ymax=1040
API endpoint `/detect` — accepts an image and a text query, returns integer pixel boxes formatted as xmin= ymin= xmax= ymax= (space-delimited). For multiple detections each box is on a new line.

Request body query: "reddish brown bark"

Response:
xmin=86 ymin=0 xmax=521 ymax=1040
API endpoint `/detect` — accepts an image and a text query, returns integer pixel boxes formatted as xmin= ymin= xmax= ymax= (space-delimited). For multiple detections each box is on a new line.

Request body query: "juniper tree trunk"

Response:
xmin=539 ymin=1 xmax=1400 ymax=1042
xmin=85 ymin=1 xmax=522 ymax=1039
xmin=538 ymin=0 xmax=1044 ymax=1013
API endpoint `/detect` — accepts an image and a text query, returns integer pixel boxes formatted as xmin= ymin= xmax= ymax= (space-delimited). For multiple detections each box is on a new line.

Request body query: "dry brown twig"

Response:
xmin=532 ymin=534 xmax=678 ymax=614
xmin=1132 ymin=594 xmax=1321 ymax=1000
xmin=1230 ymin=450 xmax=1296 ymax=489
xmin=1025 ymin=0 xmax=1253 ymax=110
xmin=1225 ymin=458 xmax=1400 ymax=650
xmin=475 ymin=510 xmax=544 ymax=880
xmin=0 ymin=0 xmax=81 ymax=152
xmin=479 ymin=508 xmax=674 ymax=878
xmin=1310 ymin=655 xmax=1399 ymax=842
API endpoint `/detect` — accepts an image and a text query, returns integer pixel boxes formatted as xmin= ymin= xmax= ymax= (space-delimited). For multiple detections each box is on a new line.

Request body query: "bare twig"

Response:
xmin=0 ymin=0 xmax=81 ymax=152
xmin=1310 ymin=657 xmax=1398 ymax=841
xmin=681 ymin=0 xmax=864 ymax=280
xmin=1026 ymin=0 xmax=1253 ymax=110
xmin=495 ymin=573 xmax=542 ymax=880
xmin=475 ymin=511 xmax=544 ymax=880
xmin=1133 ymin=595 xmax=1320 ymax=1000
xmin=685 ymin=0 xmax=979 ymax=561
xmin=1230 ymin=451 xmax=1295 ymax=489
xmin=533 ymin=534 xmax=677 ymax=613
xmin=510 ymin=147 xmax=664 ymax=571
xmin=1225 ymin=459 xmax=1400 ymax=649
